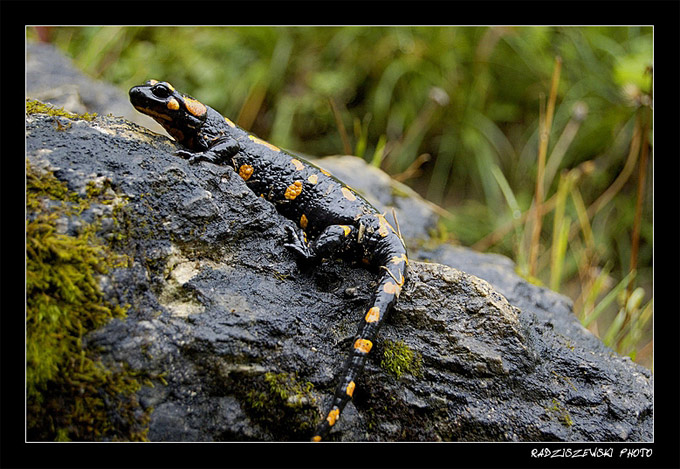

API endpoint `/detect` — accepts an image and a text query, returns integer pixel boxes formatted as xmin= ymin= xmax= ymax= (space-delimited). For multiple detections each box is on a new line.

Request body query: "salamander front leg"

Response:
xmin=283 ymin=226 xmax=314 ymax=261
xmin=175 ymin=137 xmax=239 ymax=165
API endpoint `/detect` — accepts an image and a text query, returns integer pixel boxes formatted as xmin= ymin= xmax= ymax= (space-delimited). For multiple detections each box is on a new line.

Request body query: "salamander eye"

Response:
xmin=151 ymin=84 xmax=171 ymax=99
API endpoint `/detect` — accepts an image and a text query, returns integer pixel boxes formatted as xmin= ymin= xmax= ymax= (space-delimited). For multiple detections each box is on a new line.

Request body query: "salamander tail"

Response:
xmin=311 ymin=253 xmax=407 ymax=441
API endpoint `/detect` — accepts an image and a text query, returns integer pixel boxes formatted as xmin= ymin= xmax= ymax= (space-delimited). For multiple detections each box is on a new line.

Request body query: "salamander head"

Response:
xmin=129 ymin=80 xmax=208 ymax=146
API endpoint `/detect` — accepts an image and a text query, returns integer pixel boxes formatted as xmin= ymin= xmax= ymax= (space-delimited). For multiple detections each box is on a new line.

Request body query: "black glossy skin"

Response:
xmin=130 ymin=80 xmax=409 ymax=441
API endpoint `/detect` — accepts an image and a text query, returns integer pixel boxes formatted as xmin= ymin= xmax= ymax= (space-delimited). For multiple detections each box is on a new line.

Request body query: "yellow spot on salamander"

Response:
xmin=390 ymin=254 xmax=408 ymax=265
xmin=183 ymin=97 xmax=207 ymax=117
xmin=224 ymin=116 xmax=236 ymax=127
xmin=365 ymin=306 xmax=380 ymax=323
xmin=339 ymin=225 xmax=351 ymax=236
xmin=327 ymin=408 xmax=340 ymax=426
xmin=165 ymin=82 xmax=175 ymax=91
xmin=148 ymin=79 xmax=159 ymax=85
xmin=300 ymin=214 xmax=308 ymax=229
xmin=307 ymin=174 xmax=318 ymax=184
xmin=383 ymin=281 xmax=402 ymax=297
xmin=320 ymin=168 xmax=331 ymax=176
xmin=167 ymin=98 xmax=180 ymax=110
xmin=284 ymin=181 xmax=303 ymax=200
xmin=341 ymin=187 xmax=356 ymax=202
xmin=290 ymin=159 xmax=305 ymax=171
xmin=376 ymin=214 xmax=392 ymax=237
xmin=312 ymin=435 xmax=322 ymax=442
xmin=346 ymin=381 xmax=356 ymax=397
xmin=354 ymin=338 xmax=373 ymax=354
xmin=248 ymin=135 xmax=280 ymax=152
xmin=238 ymin=164 xmax=254 ymax=181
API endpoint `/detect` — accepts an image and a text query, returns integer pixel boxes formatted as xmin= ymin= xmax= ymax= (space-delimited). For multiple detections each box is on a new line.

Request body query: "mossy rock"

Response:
xmin=242 ymin=372 xmax=318 ymax=440
xmin=380 ymin=339 xmax=422 ymax=379
xmin=26 ymin=98 xmax=97 ymax=121
xmin=26 ymin=158 xmax=150 ymax=441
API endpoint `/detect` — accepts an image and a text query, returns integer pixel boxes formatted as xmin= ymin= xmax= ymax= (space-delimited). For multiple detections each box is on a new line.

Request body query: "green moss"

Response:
xmin=26 ymin=98 xmax=97 ymax=121
xmin=546 ymin=398 xmax=573 ymax=427
xmin=26 ymin=160 xmax=150 ymax=441
xmin=551 ymin=370 xmax=577 ymax=391
xmin=380 ymin=340 xmax=422 ymax=379
xmin=244 ymin=372 xmax=318 ymax=438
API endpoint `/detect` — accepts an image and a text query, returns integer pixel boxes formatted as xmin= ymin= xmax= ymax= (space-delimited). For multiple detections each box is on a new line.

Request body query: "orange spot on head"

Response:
xmin=284 ymin=181 xmax=303 ymax=200
xmin=312 ymin=435 xmax=322 ymax=442
xmin=354 ymin=338 xmax=373 ymax=354
xmin=346 ymin=381 xmax=356 ymax=397
xmin=300 ymin=214 xmax=308 ymax=229
xmin=238 ymin=164 xmax=254 ymax=181
xmin=341 ymin=187 xmax=356 ymax=202
xmin=167 ymin=98 xmax=180 ymax=110
xmin=291 ymin=159 xmax=305 ymax=171
xmin=183 ymin=97 xmax=207 ymax=117
xmin=365 ymin=306 xmax=380 ymax=323
xmin=327 ymin=408 xmax=340 ymax=426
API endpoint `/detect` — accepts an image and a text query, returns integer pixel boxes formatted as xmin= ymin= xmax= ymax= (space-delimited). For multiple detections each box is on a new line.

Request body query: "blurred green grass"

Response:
xmin=27 ymin=26 xmax=653 ymax=369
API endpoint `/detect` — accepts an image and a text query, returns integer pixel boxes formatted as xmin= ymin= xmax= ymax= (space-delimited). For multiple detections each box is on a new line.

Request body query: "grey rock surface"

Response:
xmin=25 ymin=110 xmax=653 ymax=442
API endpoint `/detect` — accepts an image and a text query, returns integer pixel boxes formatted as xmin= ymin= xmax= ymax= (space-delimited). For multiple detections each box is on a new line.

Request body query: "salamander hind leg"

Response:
xmin=284 ymin=224 xmax=356 ymax=265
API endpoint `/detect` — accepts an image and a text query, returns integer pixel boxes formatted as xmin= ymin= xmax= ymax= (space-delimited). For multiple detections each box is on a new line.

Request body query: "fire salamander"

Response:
xmin=129 ymin=80 xmax=408 ymax=441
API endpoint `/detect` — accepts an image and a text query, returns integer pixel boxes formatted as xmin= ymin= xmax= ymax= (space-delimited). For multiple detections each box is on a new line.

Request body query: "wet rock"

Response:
xmin=25 ymin=104 xmax=652 ymax=442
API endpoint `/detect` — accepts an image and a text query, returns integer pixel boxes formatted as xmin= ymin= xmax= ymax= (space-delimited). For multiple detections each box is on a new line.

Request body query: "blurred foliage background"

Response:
xmin=27 ymin=26 xmax=653 ymax=369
